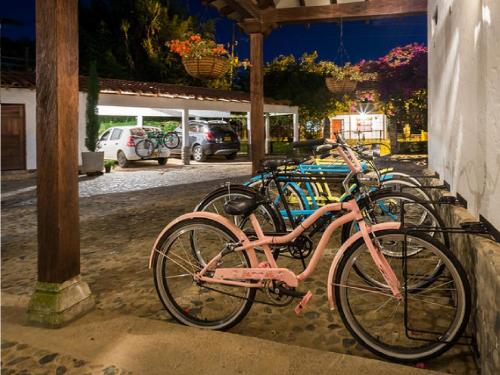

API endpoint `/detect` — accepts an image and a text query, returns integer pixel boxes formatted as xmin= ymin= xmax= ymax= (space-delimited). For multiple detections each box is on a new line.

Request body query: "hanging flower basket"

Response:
xmin=325 ymin=77 xmax=358 ymax=93
xmin=182 ymin=56 xmax=229 ymax=80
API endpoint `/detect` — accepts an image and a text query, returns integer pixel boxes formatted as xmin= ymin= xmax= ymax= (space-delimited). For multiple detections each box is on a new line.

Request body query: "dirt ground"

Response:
xmin=1 ymin=157 xmax=478 ymax=374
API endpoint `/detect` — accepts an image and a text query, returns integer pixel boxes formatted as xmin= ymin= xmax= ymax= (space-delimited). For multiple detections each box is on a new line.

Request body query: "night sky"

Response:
xmin=1 ymin=0 xmax=427 ymax=63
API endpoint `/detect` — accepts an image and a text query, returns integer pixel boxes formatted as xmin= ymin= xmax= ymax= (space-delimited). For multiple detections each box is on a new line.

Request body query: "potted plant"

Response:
xmin=81 ymin=61 xmax=104 ymax=175
xmin=104 ymin=160 xmax=115 ymax=173
xmin=168 ymin=34 xmax=235 ymax=79
xmin=325 ymin=63 xmax=372 ymax=94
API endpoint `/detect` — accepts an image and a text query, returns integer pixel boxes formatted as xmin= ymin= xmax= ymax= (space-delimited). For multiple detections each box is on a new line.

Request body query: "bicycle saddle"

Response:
xmin=261 ymin=158 xmax=288 ymax=171
xmin=223 ymin=196 xmax=261 ymax=216
xmin=261 ymin=158 xmax=303 ymax=171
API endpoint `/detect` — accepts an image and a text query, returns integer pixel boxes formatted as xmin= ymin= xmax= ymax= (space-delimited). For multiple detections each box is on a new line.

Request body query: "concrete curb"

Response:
xmin=1 ymin=303 xmax=442 ymax=375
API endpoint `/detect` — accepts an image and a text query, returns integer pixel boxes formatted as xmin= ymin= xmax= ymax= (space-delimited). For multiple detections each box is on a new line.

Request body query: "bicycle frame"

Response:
xmin=150 ymin=199 xmax=403 ymax=310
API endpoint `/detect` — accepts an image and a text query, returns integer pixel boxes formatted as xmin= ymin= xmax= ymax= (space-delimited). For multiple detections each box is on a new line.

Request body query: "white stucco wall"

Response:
xmin=1 ymin=88 xmax=88 ymax=169
xmin=1 ymin=88 xmax=38 ymax=169
xmin=428 ymin=0 xmax=500 ymax=228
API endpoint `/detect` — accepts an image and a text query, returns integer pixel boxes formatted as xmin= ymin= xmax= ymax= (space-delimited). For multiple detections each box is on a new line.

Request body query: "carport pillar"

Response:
xmin=137 ymin=115 xmax=143 ymax=127
xmin=265 ymin=114 xmax=271 ymax=155
xmin=246 ymin=112 xmax=251 ymax=158
xmin=293 ymin=112 xmax=299 ymax=142
xmin=181 ymin=108 xmax=190 ymax=165
xmin=28 ymin=0 xmax=94 ymax=327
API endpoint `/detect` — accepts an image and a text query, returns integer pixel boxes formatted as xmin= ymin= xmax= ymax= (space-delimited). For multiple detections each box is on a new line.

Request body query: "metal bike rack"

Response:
xmin=395 ymin=187 xmax=494 ymax=355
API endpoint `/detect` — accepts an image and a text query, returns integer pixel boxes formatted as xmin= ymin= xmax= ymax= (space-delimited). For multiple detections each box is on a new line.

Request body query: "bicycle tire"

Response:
xmin=152 ymin=218 xmax=255 ymax=330
xmin=163 ymin=132 xmax=180 ymax=149
xmin=135 ymin=138 xmax=155 ymax=158
xmin=333 ymin=229 xmax=471 ymax=363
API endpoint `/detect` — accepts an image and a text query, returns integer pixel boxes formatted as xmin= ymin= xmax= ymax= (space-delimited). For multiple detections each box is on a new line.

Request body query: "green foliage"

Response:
xmin=264 ymin=52 xmax=361 ymax=132
xmin=85 ymin=62 xmax=100 ymax=152
xmin=104 ymin=159 xmax=116 ymax=168
xmin=270 ymin=115 xmax=293 ymax=141
xmin=99 ymin=116 xmax=137 ymax=134
xmin=79 ymin=0 xmax=215 ymax=84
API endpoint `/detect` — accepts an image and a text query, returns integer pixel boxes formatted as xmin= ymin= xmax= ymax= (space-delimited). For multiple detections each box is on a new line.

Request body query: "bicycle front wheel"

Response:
xmin=152 ymin=218 xmax=255 ymax=330
xmin=333 ymin=230 xmax=470 ymax=363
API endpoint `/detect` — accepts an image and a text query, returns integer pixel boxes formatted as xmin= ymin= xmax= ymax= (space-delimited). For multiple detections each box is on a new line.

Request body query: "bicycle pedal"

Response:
xmin=294 ymin=291 xmax=312 ymax=315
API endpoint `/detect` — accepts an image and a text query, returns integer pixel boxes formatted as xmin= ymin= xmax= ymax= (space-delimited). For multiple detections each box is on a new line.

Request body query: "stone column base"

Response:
xmin=181 ymin=146 xmax=191 ymax=165
xmin=27 ymin=275 xmax=94 ymax=328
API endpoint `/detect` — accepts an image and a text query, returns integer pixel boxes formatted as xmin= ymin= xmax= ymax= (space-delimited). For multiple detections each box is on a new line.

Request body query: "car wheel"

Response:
xmin=117 ymin=151 xmax=130 ymax=168
xmin=192 ymin=145 xmax=206 ymax=162
xmin=157 ymin=158 xmax=167 ymax=165
xmin=225 ymin=153 xmax=237 ymax=160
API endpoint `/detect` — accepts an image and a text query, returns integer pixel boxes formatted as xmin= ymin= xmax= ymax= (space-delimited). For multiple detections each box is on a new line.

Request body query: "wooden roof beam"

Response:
xmin=223 ymin=0 xmax=261 ymax=19
xmin=256 ymin=0 xmax=276 ymax=10
xmin=260 ymin=0 xmax=427 ymax=25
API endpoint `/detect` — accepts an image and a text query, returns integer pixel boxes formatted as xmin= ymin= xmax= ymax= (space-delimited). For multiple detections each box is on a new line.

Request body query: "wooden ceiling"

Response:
xmin=204 ymin=0 xmax=427 ymax=33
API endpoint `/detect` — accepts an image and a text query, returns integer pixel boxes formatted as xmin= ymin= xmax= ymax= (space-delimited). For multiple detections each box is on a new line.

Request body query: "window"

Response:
xmin=100 ymin=130 xmax=111 ymax=141
xmin=189 ymin=124 xmax=199 ymax=132
xmin=110 ymin=129 xmax=123 ymax=140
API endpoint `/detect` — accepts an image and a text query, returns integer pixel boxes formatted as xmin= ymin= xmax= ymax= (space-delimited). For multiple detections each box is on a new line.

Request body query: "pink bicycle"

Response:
xmin=149 ymin=141 xmax=470 ymax=363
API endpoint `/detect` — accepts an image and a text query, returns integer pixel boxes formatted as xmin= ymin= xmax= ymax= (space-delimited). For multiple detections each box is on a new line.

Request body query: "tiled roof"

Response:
xmin=1 ymin=72 xmax=288 ymax=105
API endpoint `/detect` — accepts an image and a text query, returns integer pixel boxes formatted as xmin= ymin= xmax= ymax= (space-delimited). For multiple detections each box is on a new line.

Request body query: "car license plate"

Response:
xmin=224 ymin=136 xmax=232 ymax=142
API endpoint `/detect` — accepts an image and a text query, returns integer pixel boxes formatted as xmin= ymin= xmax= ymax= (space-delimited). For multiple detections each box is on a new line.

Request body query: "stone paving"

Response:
xmin=1 ymin=158 xmax=478 ymax=374
xmin=1 ymin=340 xmax=130 ymax=375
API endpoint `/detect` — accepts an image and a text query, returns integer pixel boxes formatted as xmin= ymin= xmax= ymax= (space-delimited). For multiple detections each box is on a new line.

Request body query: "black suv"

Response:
xmin=171 ymin=120 xmax=240 ymax=162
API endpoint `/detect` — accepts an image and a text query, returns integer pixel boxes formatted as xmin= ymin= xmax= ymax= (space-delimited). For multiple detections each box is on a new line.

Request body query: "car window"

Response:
xmin=110 ymin=129 xmax=123 ymax=140
xmin=188 ymin=124 xmax=199 ymax=132
xmin=209 ymin=124 xmax=233 ymax=132
xmin=100 ymin=130 xmax=111 ymax=141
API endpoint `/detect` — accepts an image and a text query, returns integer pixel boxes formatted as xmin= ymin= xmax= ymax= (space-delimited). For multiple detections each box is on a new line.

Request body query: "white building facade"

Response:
xmin=428 ymin=0 xmax=500 ymax=229
xmin=1 ymin=75 xmax=299 ymax=170
xmin=329 ymin=113 xmax=387 ymax=140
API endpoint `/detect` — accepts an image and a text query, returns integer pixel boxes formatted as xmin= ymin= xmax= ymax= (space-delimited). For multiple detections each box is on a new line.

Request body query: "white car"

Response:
xmin=96 ymin=126 xmax=170 ymax=168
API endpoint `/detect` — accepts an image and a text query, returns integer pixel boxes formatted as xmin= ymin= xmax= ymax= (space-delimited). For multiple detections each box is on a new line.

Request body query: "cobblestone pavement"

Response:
xmin=1 ymin=158 xmax=252 ymax=206
xmin=1 ymin=158 xmax=478 ymax=374
xmin=1 ymin=340 xmax=131 ymax=374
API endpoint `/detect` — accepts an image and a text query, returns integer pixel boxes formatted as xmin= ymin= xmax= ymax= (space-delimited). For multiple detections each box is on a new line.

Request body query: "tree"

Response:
xmin=85 ymin=62 xmax=100 ymax=152
xmin=78 ymin=0 xmax=215 ymax=84
xmin=363 ymin=44 xmax=428 ymax=152
xmin=264 ymin=53 xmax=344 ymax=138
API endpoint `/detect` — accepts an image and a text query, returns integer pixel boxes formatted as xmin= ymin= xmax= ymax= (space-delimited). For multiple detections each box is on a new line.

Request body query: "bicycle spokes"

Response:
xmin=154 ymin=223 xmax=253 ymax=327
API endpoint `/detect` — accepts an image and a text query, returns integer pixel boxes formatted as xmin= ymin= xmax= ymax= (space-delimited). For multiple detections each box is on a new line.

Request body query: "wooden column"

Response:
xmin=29 ymin=0 xmax=94 ymax=327
xmin=36 ymin=0 xmax=80 ymax=283
xmin=250 ymin=32 xmax=265 ymax=175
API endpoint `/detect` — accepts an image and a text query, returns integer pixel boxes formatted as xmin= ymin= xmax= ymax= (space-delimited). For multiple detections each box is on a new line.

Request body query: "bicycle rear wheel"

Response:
xmin=135 ymin=139 xmax=155 ymax=158
xmin=333 ymin=230 xmax=470 ymax=363
xmin=152 ymin=218 xmax=255 ymax=330
xmin=163 ymin=132 xmax=180 ymax=149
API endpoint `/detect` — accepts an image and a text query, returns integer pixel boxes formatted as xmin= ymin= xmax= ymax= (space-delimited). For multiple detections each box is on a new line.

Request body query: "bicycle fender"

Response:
xmin=326 ymin=222 xmax=401 ymax=310
xmin=148 ymin=211 xmax=256 ymax=269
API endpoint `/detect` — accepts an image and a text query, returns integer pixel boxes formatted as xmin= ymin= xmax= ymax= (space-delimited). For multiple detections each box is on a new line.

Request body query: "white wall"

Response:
xmin=1 ymin=88 xmax=88 ymax=169
xmin=428 ymin=0 xmax=500 ymax=228
xmin=1 ymin=87 xmax=299 ymax=170
xmin=330 ymin=113 xmax=386 ymax=140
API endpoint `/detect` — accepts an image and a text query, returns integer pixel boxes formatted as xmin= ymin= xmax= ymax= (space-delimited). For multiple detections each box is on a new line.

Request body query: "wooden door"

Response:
xmin=1 ymin=104 xmax=26 ymax=170
xmin=330 ymin=119 xmax=343 ymax=137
